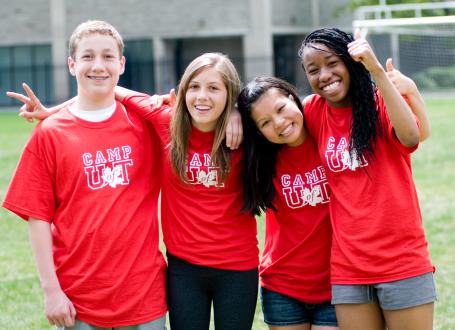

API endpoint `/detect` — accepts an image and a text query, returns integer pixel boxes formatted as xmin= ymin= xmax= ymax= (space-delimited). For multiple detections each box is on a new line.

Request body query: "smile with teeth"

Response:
xmin=279 ymin=123 xmax=293 ymax=137
xmin=88 ymin=75 xmax=109 ymax=80
xmin=195 ymin=105 xmax=211 ymax=112
xmin=322 ymin=81 xmax=340 ymax=92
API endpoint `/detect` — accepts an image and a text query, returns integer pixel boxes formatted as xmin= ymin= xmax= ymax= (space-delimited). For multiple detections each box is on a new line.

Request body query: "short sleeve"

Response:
xmin=2 ymin=125 xmax=56 ymax=222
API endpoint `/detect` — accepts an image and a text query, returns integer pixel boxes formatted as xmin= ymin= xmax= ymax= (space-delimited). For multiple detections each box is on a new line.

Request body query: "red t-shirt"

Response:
xmin=304 ymin=93 xmax=434 ymax=284
xmin=2 ymin=102 xmax=167 ymax=327
xmin=260 ymin=135 xmax=332 ymax=303
xmin=123 ymin=94 xmax=259 ymax=270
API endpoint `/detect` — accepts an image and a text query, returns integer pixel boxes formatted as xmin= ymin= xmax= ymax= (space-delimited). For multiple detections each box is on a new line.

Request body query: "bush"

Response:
xmin=412 ymin=66 xmax=455 ymax=90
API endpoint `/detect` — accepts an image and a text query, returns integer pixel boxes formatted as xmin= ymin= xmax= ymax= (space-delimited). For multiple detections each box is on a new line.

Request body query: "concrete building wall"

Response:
xmin=66 ymin=0 xmax=249 ymax=39
xmin=0 ymin=0 xmax=51 ymax=45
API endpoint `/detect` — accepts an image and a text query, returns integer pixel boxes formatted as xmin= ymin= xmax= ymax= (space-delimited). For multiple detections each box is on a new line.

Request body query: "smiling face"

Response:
xmin=68 ymin=33 xmax=125 ymax=109
xmin=250 ymin=88 xmax=305 ymax=147
xmin=302 ymin=43 xmax=351 ymax=108
xmin=185 ymin=67 xmax=228 ymax=132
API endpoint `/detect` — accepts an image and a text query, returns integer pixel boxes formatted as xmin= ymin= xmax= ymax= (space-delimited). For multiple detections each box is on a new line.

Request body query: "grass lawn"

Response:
xmin=0 ymin=97 xmax=454 ymax=329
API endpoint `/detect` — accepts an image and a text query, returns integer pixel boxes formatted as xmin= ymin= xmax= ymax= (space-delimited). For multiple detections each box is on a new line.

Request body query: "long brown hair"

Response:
xmin=170 ymin=53 xmax=241 ymax=183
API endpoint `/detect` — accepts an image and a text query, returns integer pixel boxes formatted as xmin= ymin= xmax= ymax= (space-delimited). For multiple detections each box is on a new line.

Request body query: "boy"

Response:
xmin=2 ymin=20 xmax=167 ymax=329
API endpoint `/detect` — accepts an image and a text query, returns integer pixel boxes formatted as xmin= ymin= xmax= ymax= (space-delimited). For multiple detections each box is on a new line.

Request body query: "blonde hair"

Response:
xmin=170 ymin=52 xmax=241 ymax=183
xmin=68 ymin=20 xmax=124 ymax=59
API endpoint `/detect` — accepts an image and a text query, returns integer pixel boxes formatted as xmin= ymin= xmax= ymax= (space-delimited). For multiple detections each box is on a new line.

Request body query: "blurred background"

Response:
xmin=0 ymin=0 xmax=454 ymax=107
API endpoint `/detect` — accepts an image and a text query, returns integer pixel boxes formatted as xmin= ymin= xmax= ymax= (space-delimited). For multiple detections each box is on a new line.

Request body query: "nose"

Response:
xmin=273 ymin=115 xmax=285 ymax=131
xmin=196 ymin=87 xmax=208 ymax=100
xmin=92 ymin=56 xmax=105 ymax=71
xmin=319 ymin=66 xmax=331 ymax=82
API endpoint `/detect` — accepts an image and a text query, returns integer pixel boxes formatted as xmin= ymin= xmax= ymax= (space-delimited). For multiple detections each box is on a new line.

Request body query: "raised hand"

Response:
xmin=6 ymin=83 xmax=53 ymax=123
xmin=386 ymin=58 xmax=417 ymax=95
xmin=348 ymin=28 xmax=383 ymax=75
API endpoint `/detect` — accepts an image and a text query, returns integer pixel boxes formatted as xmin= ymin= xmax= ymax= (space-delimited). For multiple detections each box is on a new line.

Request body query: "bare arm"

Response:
xmin=348 ymin=30 xmax=420 ymax=147
xmin=386 ymin=58 xmax=430 ymax=141
xmin=28 ymin=218 xmax=76 ymax=327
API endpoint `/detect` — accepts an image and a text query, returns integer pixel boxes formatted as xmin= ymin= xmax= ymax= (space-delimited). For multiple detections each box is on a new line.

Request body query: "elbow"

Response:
xmin=400 ymin=130 xmax=420 ymax=147
xmin=420 ymin=126 xmax=431 ymax=142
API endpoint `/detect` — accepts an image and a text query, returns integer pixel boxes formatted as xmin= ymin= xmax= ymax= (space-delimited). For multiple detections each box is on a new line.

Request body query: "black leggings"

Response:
xmin=166 ymin=253 xmax=258 ymax=330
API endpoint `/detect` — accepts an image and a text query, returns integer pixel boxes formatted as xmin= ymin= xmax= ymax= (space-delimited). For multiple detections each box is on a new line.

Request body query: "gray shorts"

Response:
xmin=58 ymin=315 xmax=166 ymax=330
xmin=332 ymin=272 xmax=437 ymax=310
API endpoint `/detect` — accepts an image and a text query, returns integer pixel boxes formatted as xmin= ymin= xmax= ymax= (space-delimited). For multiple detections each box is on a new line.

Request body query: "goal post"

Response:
xmin=352 ymin=2 xmax=455 ymax=91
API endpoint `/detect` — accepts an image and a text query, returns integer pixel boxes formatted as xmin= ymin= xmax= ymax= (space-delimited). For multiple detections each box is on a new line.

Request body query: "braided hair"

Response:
xmin=298 ymin=28 xmax=381 ymax=160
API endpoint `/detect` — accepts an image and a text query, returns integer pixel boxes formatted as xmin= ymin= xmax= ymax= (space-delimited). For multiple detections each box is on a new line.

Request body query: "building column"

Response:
xmin=243 ymin=0 xmax=274 ymax=81
xmin=50 ymin=0 xmax=69 ymax=103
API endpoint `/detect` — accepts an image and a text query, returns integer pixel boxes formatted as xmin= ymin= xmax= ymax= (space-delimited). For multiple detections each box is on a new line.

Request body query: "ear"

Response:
xmin=67 ymin=57 xmax=76 ymax=76
xmin=119 ymin=56 xmax=126 ymax=75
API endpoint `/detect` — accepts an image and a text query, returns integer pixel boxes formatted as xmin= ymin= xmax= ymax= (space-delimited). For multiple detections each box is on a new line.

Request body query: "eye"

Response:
xmin=209 ymin=86 xmax=219 ymax=91
xmin=260 ymin=120 xmax=270 ymax=128
xmin=277 ymin=105 xmax=285 ymax=113
xmin=189 ymin=84 xmax=199 ymax=90
xmin=82 ymin=54 xmax=92 ymax=60
xmin=328 ymin=61 xmax=338 ymax=67
xmin=104 ymin=54 xmax=115 ymax=60
xmin=307 ymin=68 xmax=319 ymax=75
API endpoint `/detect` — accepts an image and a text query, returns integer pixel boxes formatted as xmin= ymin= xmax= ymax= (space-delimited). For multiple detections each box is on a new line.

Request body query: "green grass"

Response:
xmin=0 ymin=98 xmax=454 ymax=329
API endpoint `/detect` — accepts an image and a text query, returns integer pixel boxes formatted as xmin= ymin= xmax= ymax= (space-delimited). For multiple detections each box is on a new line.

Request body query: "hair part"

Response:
xmin=298 ymin=27 xmax=381 ymax=160
xmin=237 ymin=76 xmax=303 ymax=215
xmin=68 ymin=20 xmax=124 ymax=59
xmin=170 ymin=52 xmax=241 ymax=183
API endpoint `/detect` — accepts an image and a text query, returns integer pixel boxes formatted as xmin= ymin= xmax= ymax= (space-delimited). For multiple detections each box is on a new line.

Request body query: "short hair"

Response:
xmin=68 ymin=20 xmax=124 ymax=59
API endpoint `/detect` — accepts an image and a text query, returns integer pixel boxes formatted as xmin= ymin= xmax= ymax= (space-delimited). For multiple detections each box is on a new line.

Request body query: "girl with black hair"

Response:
xmin=299 ymin=28 xmax=435 ymax=330
xmin=238 ymin=76 xmax=337 ymax=330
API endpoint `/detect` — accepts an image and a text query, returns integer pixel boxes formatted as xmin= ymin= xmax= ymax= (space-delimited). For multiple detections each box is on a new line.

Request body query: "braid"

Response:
xmin=299 ymin=28 xmax=381 ymax=160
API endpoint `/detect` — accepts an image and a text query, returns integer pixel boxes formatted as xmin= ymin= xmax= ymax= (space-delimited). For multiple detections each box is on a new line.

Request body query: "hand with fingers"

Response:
xmin=348 ymin=28 xmax=383 ymax=75
xmin=385 ymin=58 xmax=417 ymax=95
xmin=44 ymin=289 xmax=77 ymax=328
xmin=6 ymin=83 xmax=55 ymax=123
xmin=225 ymin=106 xmax=243 ymax=150
xmin=149 ymin=89 xmax=177 ymax=109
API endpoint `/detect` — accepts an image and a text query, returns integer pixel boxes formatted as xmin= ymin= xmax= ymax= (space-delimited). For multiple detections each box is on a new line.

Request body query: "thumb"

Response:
xmin=354 ymin=28 xmax=362 ymax=40
xmin=170 ymin=89 xmax=177 ymax=106
xmin=386 ymin=58 xmax=394 ymax=72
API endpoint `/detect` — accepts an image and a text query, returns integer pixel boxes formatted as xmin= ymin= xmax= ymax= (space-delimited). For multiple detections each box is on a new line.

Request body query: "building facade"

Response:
xmin=0 ymin=0 xmax=352 ymax=105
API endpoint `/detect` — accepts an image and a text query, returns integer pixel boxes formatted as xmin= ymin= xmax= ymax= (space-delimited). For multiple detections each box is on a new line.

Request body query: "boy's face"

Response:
xmin=68 ymin=33 xmax=125 ymax=105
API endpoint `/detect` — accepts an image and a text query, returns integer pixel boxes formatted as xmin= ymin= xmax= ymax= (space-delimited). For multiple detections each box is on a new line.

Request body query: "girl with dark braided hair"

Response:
xmin=299 ymin=28 xmax=435 ymax=330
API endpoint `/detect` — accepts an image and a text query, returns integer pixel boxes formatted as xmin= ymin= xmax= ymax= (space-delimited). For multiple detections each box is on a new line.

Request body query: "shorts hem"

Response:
xmin=380 ymin=296 xmax=437 ymax=311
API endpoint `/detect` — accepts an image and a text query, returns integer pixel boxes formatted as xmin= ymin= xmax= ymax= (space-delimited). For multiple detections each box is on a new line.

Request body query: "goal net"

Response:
xmin=353 ymin=2 xmax=455 ymax=91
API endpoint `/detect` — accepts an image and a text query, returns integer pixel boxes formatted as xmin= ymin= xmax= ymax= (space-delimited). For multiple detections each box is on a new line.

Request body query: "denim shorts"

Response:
xmin=332 ymin=272 xmax=437 ymax=310
xmin=260 ymin=287 xmax=338 ymax=327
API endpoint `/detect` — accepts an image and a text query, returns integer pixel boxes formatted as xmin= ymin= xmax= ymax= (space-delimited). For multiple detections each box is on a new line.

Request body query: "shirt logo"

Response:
xmin=281 ymin=166 xmax=329 ymax=209
xmin=186 ymin=152 xmax=223 ymax=188
xmin=325 ymin=137 xmax=368 ymax=172
xmin=82 ymin=145 xmax=134 ymax=190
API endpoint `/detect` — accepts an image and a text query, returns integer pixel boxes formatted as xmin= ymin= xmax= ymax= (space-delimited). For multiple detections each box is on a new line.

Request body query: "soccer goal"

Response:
xmin=352 ymin=1 xmax=455 ymax=91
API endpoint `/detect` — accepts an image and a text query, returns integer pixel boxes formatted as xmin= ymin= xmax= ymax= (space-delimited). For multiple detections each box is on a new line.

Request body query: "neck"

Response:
xmin=75 ymin=92 xmax=116 ymax=110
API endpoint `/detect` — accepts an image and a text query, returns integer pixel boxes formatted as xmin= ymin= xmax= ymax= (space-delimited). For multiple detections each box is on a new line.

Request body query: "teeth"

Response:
xmin=89 ymin=76 xmax=108 ymax=80
xmin=322 ymin=81 xmax=339 ymax=91
xmin=195 ymin=105 xmax=210 ymax=111
xmin=280 ymin=124 xmax=293 ymax=137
